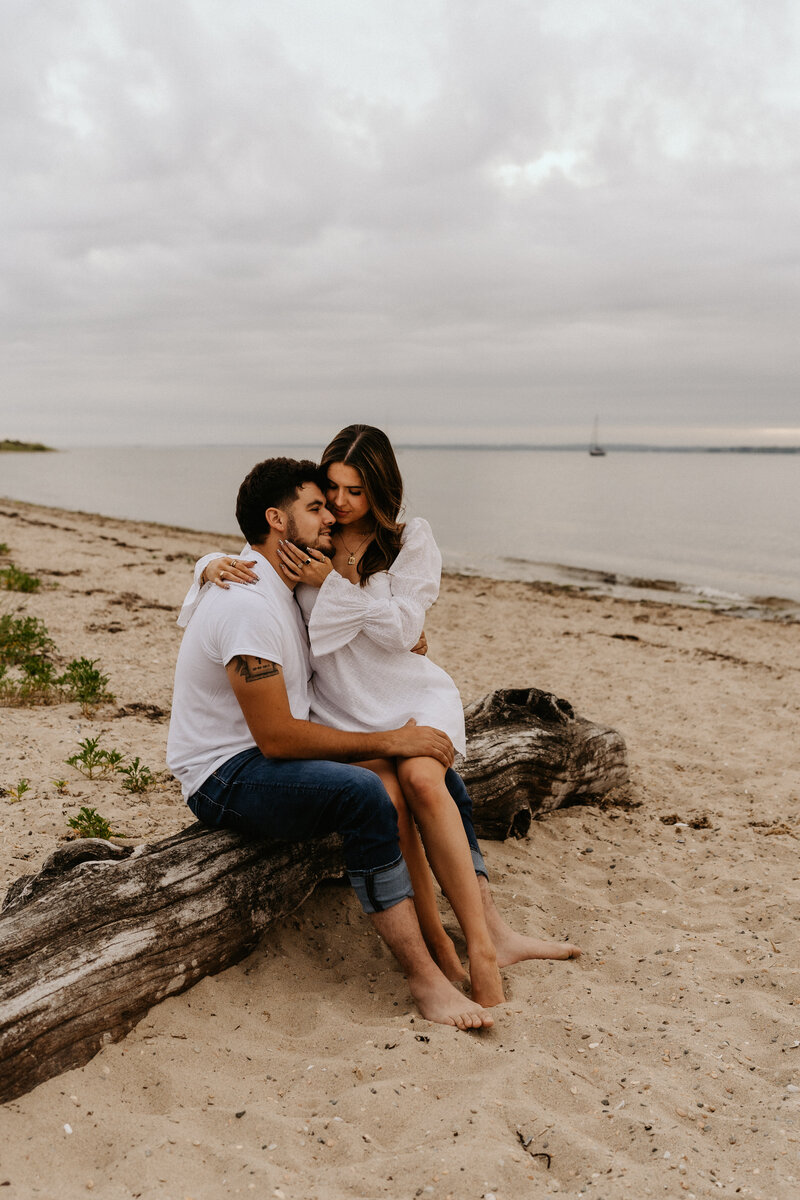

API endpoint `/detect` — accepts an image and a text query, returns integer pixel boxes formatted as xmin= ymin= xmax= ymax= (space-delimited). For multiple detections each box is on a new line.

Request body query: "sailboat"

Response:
xmin=589 ymin=417 xmax=606 ymax=457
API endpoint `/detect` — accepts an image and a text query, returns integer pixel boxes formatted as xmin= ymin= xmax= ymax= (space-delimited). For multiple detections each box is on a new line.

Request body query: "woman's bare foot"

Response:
xmin=409 ymin=972 xmax=494 ymax=1029
xmin=467 ymin=944 xmax=505 ymax=1007
xmin=494 ymin=931 xmax=581 ymax=967
xmin=477 ymin=878 xmax=581 ymax=966
xmin=426 ymin=935 xmax=469 ymax=984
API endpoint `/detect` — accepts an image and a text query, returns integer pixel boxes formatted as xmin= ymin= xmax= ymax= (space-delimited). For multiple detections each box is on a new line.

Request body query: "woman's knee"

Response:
xmin=397 ymin=759 xmax=447 ymax=813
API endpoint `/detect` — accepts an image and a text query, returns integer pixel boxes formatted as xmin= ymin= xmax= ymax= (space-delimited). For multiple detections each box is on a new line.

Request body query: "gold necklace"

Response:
xmin=339 ymin=529 xmax=373 ymax=565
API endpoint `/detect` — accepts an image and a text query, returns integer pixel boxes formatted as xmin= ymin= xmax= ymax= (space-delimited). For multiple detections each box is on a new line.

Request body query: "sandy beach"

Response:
xmin=1 ymin=497 xmax=798 ymax=1200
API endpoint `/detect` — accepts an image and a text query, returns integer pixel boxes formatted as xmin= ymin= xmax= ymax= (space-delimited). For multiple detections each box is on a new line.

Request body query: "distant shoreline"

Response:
xmin=0 ymin=439 xmax=56 ymax=453
xmin=2 ymin=493 xmax=797 ymax=623
xmin=3 ymin=441 xmax=800 ymax=454
xmin=405 ymin=444 xmax=800 ymax=454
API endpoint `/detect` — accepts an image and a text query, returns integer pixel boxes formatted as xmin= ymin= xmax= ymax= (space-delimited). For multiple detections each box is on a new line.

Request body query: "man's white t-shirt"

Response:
xmin=166 ymin=551 xmax=312 ymax=798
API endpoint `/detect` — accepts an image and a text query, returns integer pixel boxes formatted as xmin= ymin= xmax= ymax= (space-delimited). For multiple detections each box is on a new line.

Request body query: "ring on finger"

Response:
xmin=304 ymin=558 xmax=311 ymax=565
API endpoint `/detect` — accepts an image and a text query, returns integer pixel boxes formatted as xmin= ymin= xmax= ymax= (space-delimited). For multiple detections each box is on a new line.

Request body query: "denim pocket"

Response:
xmin=188 ymin=789 xmax=225 ymax=828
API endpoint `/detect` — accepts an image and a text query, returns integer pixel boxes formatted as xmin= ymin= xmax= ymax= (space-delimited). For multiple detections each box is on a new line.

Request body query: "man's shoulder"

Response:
xmin=182 ymin=580 xmax=293 ymax=665
xmin=233 ymin=578 xmax=289 ymax=612
xmin=193 ymin=579 xmax=286 ymax=631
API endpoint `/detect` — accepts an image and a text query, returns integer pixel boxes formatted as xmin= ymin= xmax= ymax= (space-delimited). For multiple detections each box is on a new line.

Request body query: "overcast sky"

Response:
xmin=2 ymin=0 xmax=799 ymax=447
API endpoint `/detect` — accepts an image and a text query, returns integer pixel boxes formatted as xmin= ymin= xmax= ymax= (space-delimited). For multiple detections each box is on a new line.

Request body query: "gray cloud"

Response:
xmin=2 ymin=0 xmax=799 ymax=445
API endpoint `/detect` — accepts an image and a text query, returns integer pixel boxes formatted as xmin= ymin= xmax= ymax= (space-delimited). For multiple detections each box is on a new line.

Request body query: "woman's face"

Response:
xmin=325 ymin=462 xmax=372 ymax=526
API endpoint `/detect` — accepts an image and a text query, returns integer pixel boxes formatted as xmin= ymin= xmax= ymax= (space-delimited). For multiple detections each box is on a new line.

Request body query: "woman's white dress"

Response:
xmin=180 ymin=518 xmax=466 ymax=756
xmin=297 ymin=518 xmax=465 ymax=754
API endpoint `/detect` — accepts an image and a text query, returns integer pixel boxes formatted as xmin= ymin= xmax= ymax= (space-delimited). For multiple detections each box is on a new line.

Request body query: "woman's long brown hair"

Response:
xmin=320 ymin=425 xmax=405 ymax=586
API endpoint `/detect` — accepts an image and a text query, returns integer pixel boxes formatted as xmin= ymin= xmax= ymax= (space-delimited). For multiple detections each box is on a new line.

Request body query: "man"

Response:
xmin=167 ymin=457 xmax=493 ymax=1029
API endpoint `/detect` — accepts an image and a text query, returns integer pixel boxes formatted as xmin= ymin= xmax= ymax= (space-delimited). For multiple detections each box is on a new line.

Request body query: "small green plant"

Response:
xmin=117 ymin=757 xmax=156 ymax=794
xmin=67 ymin=806 xmax=114 ymax=840
xmin=0 ymin=614 xmax=54 ymax=666
xmin=58 ymin=658 xmax=114 ymax=714
xmin=0 ymin=658 xmax=61 ymax=706
xmin=5 ymin=778 xmax=31 ymax=803
xmin=0 ymin=564 xmax=41 ymax=592
xmin=0 ymin=620 xmax=114 ymax=712
xmin=52 ymin=779 xmax=69 ymax=794
xmin=65 ymin=736 xmax=124 ymax=779
xmin=0 ymin=615 xmax=58 ymax=704
xmin=0 ymin=542 xmax=9 ymax=555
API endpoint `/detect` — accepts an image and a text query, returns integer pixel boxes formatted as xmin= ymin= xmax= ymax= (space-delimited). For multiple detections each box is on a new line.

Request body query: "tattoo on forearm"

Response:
xmin=229 ymin=656 xmax=281 ymax=682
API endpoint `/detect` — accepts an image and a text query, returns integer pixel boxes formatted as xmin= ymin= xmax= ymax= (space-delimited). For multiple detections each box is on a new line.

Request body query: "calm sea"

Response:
xmin=2 ymin=446 xmax=799 ymax=612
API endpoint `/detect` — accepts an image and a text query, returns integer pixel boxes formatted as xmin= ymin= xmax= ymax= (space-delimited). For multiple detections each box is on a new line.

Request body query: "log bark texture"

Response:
xmin=0 ymin=687 xmax=627 ymax=1104
xmin=459 ymin=688 xmax=629 ymax=839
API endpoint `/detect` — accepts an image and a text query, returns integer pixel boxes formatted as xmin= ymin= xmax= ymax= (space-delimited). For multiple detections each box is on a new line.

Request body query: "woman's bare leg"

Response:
xmin=396 ymin=757 xmax=505 ymax=1007
xmin=357 ymin=759 xmax=467 ymax=984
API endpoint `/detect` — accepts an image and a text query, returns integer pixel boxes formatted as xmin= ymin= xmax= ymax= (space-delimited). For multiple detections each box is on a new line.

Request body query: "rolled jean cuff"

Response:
xmin=471 ymin=844 xmax=489 ymax=880
xmin=348 ymin=854 xmax=414 ymax=915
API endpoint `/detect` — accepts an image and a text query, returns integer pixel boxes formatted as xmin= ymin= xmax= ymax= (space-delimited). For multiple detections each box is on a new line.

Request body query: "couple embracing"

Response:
xmin=166 ymin=425 xmax=579 ymax=1029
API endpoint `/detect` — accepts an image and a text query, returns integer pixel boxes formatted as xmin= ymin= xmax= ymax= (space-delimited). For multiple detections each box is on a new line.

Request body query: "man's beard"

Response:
xmin=285 ymin=515 xmax=335 ymax=560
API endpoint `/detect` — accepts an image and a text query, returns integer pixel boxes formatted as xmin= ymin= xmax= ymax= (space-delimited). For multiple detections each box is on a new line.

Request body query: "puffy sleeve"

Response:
xmin=307 ymin=518 xmax=441 ymax=655
xmin=177 ymin=550 xmax=234 ymax=628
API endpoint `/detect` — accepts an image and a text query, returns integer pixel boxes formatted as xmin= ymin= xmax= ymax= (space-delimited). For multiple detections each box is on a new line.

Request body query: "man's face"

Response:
xmin=284 ymin=483 xmax=335 ymax=557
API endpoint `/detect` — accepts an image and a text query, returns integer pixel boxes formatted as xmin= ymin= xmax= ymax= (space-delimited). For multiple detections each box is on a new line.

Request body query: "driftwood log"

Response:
xmin=460 ymin=688 xmax=629 ymax=838
xmin=0 ymin=688 xmax=627 ymax=1103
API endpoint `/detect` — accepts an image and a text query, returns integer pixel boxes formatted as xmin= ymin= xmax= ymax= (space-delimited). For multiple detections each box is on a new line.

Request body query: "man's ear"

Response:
xmin=265 ymin=506 xmax=287 ymax=534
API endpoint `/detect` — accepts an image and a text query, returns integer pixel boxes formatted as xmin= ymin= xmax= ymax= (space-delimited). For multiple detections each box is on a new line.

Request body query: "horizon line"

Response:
xmin=21 ymin=442 xmax=800 ymax=454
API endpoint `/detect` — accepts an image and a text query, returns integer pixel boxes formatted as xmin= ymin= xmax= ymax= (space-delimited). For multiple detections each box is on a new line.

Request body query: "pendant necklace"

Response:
xmin=339 ymin=529 xmax=372 ymax=565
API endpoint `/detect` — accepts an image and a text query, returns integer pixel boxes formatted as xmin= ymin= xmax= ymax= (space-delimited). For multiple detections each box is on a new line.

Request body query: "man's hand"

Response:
xmin=390 ymin=718 xmax=454 ymax=768
xmin=410 ymin=631 xmax=428 ymax=656
xmin=227 ymin=657 xmax=454 ymax=766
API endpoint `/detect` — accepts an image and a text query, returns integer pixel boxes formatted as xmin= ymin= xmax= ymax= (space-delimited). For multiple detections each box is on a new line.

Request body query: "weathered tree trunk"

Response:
xmin=0 ymin=828 xmax=345 ymax=1105
xmin=0 ymin=688 xmax=626 ymax=1104
xmin=460 ymin=688 xmax=629 ymax=839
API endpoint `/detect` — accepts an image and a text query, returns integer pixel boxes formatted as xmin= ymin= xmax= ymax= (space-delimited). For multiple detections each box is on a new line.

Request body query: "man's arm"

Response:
xmin=410 ymin=630 xmax=427 ymax=655
xmin=226 ymin=656 xmax=454 ymax=767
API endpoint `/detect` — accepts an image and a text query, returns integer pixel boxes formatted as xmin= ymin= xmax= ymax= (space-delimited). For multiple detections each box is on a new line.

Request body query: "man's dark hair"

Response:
xmin=236 ymin=457 xmax=324 ymax=544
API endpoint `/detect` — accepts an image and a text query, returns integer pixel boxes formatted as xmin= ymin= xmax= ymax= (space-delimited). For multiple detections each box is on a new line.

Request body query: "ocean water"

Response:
xmin=1 ymin=446 xmax=798 ymax=610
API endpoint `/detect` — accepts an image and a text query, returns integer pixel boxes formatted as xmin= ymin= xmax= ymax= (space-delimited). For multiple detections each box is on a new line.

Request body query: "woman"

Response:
xmin=187 ymin=426 xmax=578 ymax=1004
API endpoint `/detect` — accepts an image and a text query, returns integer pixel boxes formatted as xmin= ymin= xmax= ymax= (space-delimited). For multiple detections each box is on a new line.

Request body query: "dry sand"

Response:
xmin=0 ymin=497 xmax=798 ymax=1200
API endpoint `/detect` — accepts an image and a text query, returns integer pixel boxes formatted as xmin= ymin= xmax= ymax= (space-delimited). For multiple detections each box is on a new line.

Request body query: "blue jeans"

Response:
xmin=444 ymin=768 xmax=489 ymax=881
xmin=188 ymin=748 xmax=487 ymax=914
